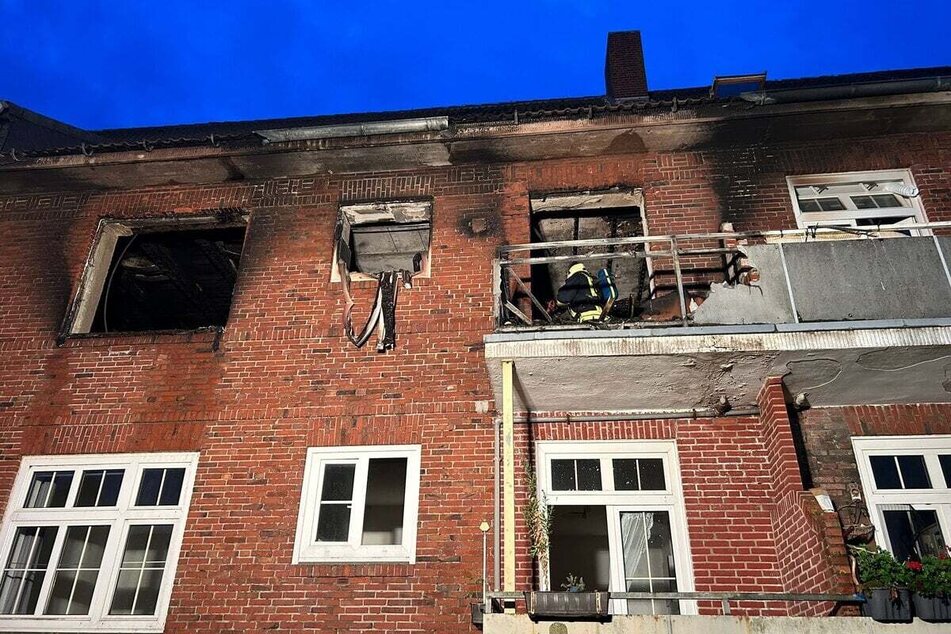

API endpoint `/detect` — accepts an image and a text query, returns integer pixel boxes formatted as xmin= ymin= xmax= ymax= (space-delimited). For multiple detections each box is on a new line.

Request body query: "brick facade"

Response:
xmin=1 ymin=124 xmax=950 ymax=631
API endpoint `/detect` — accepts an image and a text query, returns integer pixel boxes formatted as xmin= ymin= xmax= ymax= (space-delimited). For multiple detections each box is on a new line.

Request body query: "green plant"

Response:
xmin=525 ymin=466 xmax=552 ymax=580
xmin=560 ymin=574 xmax=586 ymax=592
xmin=910 ymin=554 xmax=951 ymax=598
xmin=850 ymin=547 xmax=912 ymax=590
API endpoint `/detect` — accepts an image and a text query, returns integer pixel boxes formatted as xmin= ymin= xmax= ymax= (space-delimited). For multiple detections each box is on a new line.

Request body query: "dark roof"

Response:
xmin=0 ymin=101 xmax=104 ymax=154
xmin=3 ymin=66 xmax=950 ymax=159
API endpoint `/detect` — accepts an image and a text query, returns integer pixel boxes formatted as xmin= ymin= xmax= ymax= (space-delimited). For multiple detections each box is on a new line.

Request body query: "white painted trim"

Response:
xmin=852 ymin=435 xmax=951 ymax=557
xmin=535 ymin=440 xmax=696 ymax=615
xmin=786 ymin=169 xmax=928 ymax=234
xmin=293 ymin=445 xmax=421 ymax=564
xmin=0 ymin=452 xmax=199 ymax=633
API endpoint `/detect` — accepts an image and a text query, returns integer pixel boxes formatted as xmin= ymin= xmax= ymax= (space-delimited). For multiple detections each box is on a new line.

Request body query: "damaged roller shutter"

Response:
xmin=335 ymin=201 xmax=431 ymax=352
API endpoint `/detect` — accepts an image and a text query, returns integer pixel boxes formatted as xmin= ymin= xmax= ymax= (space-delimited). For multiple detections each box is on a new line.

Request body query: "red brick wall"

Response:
xmin=1 ymin=128 xmax=949 ymax=631
xmin=758 ymin=380 xmax=854 ymax=616
xmin=798 ymin=404 xmax=951 ymax=520
xmin=511 ymin=385 xmax=851 ymax=617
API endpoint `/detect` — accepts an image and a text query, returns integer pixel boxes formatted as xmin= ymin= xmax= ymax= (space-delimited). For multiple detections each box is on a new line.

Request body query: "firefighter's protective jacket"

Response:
xmin=556 ymin=263 xmax=603 ymax=322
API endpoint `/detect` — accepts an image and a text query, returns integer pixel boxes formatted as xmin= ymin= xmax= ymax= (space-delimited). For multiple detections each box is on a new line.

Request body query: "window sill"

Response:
xmin=57 ymin=327 xmax=222 ymax=348
xmin=294 ymin=545 xmax=415 ymax=565
xmin=0 ymin=615 xmax=167 ymax=633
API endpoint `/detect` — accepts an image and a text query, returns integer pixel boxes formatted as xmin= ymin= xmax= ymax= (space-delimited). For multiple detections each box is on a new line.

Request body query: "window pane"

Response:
xmin=45 ymin=526 xmax=108 ymax=618
xmin=551 ymin=459 xmax=576 ymax=491
xmin=897 ymin=455 xmax=931 ymax=489
xmin=851 ymin=195 xmax=876 ymax=209
xmin=109 ymin=524 xmax=172 ymax=616
xmin=158 ymin=469 xmax=185 ymax=506
xmin=620 ymin=511 xmax=679 ymax=616
xmin=146 ymin=525 xmax=172 ymax=565
xmin=798 ymin=199 xmax=821 ymax=212
xmin=24 ymin=471 xmax=73 ymax=508
xmin=870 ymin=456 xmax=901 ymax=489
xmin=0 ymin=526 xmax=58 ymax=615
xmin=872 ymin=194 xmax=902 ymax=208
xmin=136 ymin=469 xmax=163 ymax=506
xmin=576 ymin=460 xmax=602 ymax=491
xmin=109 ymin=570 xmax=138 ymax=615
xmin=132 ymin=568 xmax=164 ymax=615
xmin=320 ymin=464 xmax=355 ymax=501
xmin=316 ymin=505 xmax=351 ymax=542
xmin=613 ymin=459 xmax=639 ymax=490
xmin=76 ymin=469 xmax=124 ymax=507
xmin=638 ymin=459 xmax=666 ymax=491
xmin=136 ymin=468 xmax=185 ymax=506
xmin=939 ymin=455 xmax=951 ymax=488
xmin=361 ymin=458 xmax=407 ymax=546
xmin=883 ymin=509 xmax=945 ymax=562
xmin=817 ymin=197 xmax=846 ymax=211
xmin=121 ymin=526 xmax=151 ymax=566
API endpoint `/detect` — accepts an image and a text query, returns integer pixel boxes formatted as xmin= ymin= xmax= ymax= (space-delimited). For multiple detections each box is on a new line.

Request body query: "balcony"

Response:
xmin=485 ymin=224 xmax=951 ymax=413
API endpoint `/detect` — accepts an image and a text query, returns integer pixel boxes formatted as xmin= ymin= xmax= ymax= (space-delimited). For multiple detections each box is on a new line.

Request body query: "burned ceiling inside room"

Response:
xmin=91 ymin=226 xmax=246 ymax=333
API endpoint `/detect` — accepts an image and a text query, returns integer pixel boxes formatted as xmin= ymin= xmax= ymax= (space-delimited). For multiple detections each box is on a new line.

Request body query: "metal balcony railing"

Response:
xmin=492 ymin=222 xmax=951 ymax=331
xmin=485 ymin=589 xmax=865 ymax=617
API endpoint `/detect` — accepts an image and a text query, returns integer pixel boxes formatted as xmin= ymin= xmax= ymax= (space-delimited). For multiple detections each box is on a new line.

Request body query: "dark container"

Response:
xmin=912 ymin=593 xmax=951 ymax=622
xmin=862 ymin=588 xmax=913 ymax=622
xmin=523 ymin=591 xmax=610 ymax=619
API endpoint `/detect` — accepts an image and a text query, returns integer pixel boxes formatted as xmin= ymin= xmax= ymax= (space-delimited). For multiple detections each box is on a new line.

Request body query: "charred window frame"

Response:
xmin=331 ymin=200 xmax=432 ymax=283
xmin=64 ymin=213 xmax=248 ymax=336
xmin=527 ymin=189 xmax=651 ymax=316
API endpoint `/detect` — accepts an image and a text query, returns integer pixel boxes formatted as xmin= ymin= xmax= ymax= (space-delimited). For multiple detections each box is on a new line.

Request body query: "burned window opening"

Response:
xmin=527 ymin=203 xmax=647 ymax=323
xmin=72 ymin=222 xmax=246 ymax=335
xmin=335 ymin=201 xmax=432 ymax=352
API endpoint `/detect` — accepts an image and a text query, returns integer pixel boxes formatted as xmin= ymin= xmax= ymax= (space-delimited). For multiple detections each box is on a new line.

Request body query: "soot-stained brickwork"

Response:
xmin=1 ymin=109 xmax=950 ymax=630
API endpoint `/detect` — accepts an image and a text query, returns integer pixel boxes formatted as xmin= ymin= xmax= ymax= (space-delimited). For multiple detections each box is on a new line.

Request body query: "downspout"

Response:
xmin=501 ymin=360 xmax=516 ymax=608
xmin=493 ymin=415 xmax=501 ymax=593
xmin=740 ymin=76 xmax=951 ymax=105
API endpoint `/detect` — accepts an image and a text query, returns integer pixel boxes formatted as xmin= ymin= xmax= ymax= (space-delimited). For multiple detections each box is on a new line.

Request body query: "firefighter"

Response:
xmin=555 ymin=262 xmax=603 ymax=322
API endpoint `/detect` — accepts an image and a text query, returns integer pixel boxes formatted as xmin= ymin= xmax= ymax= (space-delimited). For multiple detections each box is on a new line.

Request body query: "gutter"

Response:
xmin=741 ymin=76 xmax=951 ymax=105
xmin=254 ymin=116 xmax=449 ymax=143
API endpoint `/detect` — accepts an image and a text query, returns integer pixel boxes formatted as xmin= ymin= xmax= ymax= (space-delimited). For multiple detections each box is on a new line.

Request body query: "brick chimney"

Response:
xmin=605 ymin=31 xmax=648 ymax=100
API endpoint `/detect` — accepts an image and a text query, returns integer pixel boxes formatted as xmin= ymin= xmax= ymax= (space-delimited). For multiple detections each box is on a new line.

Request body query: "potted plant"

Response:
xmin=524 ymin=574 xmax=610 ymax=619
xmin=910 ymin=552 xmax=951 ymax=622
xmin=851 ymin=547 xmax=913 ymax=622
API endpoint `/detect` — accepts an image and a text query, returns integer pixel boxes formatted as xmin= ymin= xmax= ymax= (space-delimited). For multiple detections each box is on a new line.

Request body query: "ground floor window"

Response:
xmin=0 ymin=453 xmax=198 ymax=632
xmin=853 ymin=435 xmax=951 ymax=561
xmin=293 ymin=445 xmax=421 ymax=563
xmin=536 ymin=441 xmax=694 ymax=615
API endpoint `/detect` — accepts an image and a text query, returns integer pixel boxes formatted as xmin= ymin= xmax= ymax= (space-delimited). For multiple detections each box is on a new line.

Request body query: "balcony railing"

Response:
xmin=485 ymin=590 xmax=864 ymax=616
xmin=492 ymin=222 xmax=951 ymax=331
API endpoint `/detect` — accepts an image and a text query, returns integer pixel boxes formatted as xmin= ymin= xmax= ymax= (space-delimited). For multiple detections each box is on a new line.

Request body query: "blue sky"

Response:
xmin=1 ymin=0 xmax=948 ymax=130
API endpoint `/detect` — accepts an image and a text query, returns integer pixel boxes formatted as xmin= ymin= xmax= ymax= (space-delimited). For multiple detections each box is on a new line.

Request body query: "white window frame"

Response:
xmin=536 ymin=440 xmax=696 ymax=615
xmin=853 ymin=435 xmax=951 ymax=558
xmin=786 ymin=169 xmax=928 ymax=234
xmin=293 ymin=445 xmax=421 ymax=564
xmin=0 ymin=452 xmax=199 ymax=633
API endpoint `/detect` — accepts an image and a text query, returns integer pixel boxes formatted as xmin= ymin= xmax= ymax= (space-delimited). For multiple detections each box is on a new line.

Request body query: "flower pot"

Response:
xmin=912 ymin=593 xmax=951 ymax=622
xmin=862 ymin=588 xmax=913 ymax=622
xmin=523 ymin=591 xmax=610 ymax=619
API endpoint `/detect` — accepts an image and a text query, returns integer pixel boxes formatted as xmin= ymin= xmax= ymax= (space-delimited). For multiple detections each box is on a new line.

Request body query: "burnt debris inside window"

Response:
xmin=336 ymin=202 xmax=432 ymax=278
xmin=529 ymin=204 xmax=645 ymax=320
xmin=347 ymin=222 xmax=431 ymax=275
xmin=89 ymin=225 xmax=246 ymax=333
